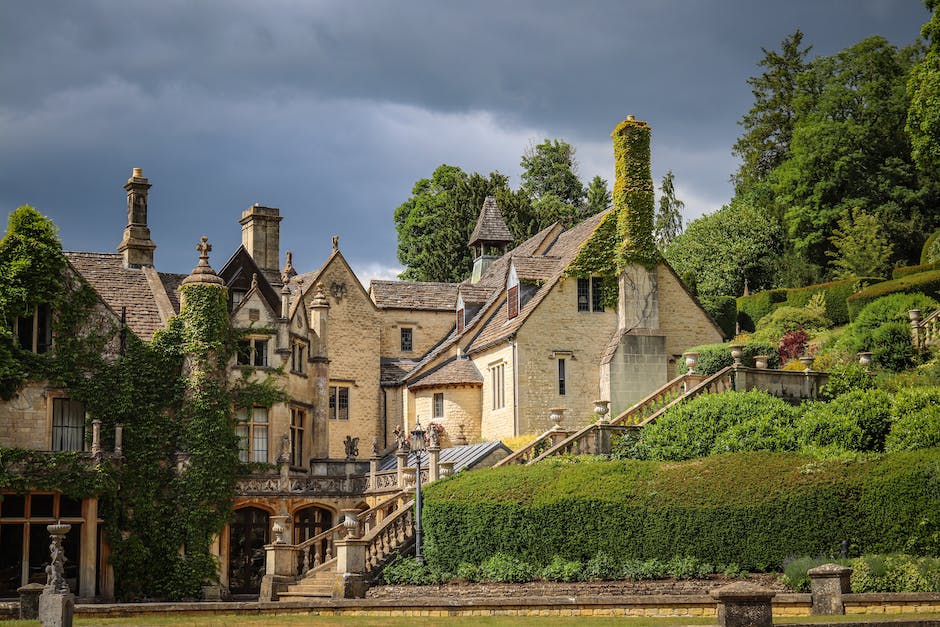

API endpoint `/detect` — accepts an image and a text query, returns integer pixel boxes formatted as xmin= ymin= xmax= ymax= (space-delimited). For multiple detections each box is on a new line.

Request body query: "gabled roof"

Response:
xmin=407 ymin=356 xmax=483 ymax=390
xmin=370 ymin=280 xmax=459 ymax=311
xmin=218 ymin=245 xmax=281 ymax=314
xmin=457 ymin=285 xmax=494 ymax=304
xmin=512 ymin=255 xmax=562 ymax=281
xmin=64 ymin=252 xmax=184 ymax=340
xmin=468 ymin=196 xmax=514 ymax=247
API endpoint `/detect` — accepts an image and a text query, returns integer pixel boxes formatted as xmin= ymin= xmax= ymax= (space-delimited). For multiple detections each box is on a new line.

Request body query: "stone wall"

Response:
xmin=657 ymin=263 xmax=725 ymax=375
xmin=471 ymin=344 xmax=516 ymax=440
xmin=0 ymin=382 xmax=53 ymax=449
xmin=604 ymin=331 xmax=668 ymax=417
xmin=411 ymin=385 xmax=482 ymax=447
xmin=378 ymin=309 xmax=455 ymax=359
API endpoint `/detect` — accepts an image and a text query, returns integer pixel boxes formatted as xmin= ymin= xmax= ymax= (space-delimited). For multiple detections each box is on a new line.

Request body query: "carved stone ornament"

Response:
xmin=344 ymin=435 xmax=359 ymax=459
xmin=45 ymin=523 xmax=71 ymax=593
xmin=277 ymin=433 xmax=291 ymax=464
xmin=330 ymin=281 xmax=347 ymax=302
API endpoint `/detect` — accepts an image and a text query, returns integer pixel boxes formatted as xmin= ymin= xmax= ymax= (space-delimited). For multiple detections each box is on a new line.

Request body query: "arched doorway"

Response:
xmin=293 ymin=506 xmax=333 ymax=566
xmin=228 ymin=507 xmax=269 ymax=596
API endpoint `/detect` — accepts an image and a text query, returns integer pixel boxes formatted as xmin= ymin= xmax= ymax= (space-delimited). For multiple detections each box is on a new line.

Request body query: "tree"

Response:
xmin=664 ymin=199 xmax=783 ymax=298
xmin=520 ymin=139 xmax=585 ymax=206
xmin=907 ymin=0 xmax=940 ymax=173
xmin=732 ymin=30 xmax=811 ymax=191
xmin=826 ymin=208 xmax=893 ymax=278
xmin=583 ymin=175 xmax=612 ymax=217
xmin=654 ymin=170 xmax=684 ymax=250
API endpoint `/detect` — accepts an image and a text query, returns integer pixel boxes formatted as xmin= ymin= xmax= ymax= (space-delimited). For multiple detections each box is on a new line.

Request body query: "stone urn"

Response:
xmin=340 ymin=509 xmax=361 ymax=539
xmin=683 ymin=351 xmax=699 ymax=374
xmin=593 ymin=400 xmax=610 ymax=424
xmin=753 ymin=355 xmax=769 ymax=370
xmin=800 ymin=355 xmax=815 ymax=372
xmin=439 ymin=461 xmax=456 ymax=478
xmin=402 ymin=467 xmax=417 ymax=490
xmin=549 ymin=407 xmax=566 ymax=431
xmin=857 ymin=351 xmax=873 ymax=369
xmin=909 ymin=309 xmax=922 ymax=323
xmin=270 ymin=515 xmax=288 ymax=544
xmin=728 ymin=343 xmax=744 ymax=366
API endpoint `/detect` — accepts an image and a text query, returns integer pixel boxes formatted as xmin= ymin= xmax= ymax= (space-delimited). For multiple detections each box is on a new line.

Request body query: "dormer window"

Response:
xmin=507 ymin=264 xmax=520 ymax=320
xmin=456 ymin=294 xmax=466 ymax=334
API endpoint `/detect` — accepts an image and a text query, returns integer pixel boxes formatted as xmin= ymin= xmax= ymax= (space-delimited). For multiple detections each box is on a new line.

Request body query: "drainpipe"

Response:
xmin=511 ymin=335 xmax=519 ymax=436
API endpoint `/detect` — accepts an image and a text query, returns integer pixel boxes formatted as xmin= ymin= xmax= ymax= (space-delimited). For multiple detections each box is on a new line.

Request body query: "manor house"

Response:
xmin=0 ymin=116 xmax=723 ymax=600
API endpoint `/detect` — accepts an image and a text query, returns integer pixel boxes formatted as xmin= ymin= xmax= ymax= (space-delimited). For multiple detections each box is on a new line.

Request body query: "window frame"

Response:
xmin=328 ymin=385 xmax=350 ymax=420
xmin=236 ymin=336 xmax=269 ymax=367
xmin=290 ymin=339 xmax=308 ymax=374
xmin=15 ymin=304 xmax=52 ymax=354
xmin=235 ymin=405 xmax=269 ymax=463
xmin=432 ymin=392 xmax=444 ymax=419
xmin=577 ymin=277 xmax=604 ymax=313
xmin=558 ymin=358 xmax=567 ymax=396
xmin=290 ymin=406 xmax=306 ymax=467
xmin=51 ymin=397 xmax=85 ymax=452
xmin=489 ymin=363 xmax=506 ymax=410
xmin=400 ymin=327 xmax=413 ymax=353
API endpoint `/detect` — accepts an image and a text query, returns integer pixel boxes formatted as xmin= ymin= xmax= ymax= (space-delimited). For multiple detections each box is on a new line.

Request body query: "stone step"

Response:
xmin=278 ymin=590 xmax=331 ymax=599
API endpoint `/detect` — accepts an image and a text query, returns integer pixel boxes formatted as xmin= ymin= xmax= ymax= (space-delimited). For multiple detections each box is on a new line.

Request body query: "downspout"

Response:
xmin=511 ymin=334 xmax=519 ymax=436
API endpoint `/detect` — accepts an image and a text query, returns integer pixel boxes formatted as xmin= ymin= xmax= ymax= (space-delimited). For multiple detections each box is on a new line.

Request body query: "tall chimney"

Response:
xmin=117 ymin=168 xmax=156 ymax=268
xmin=612 ymin=115 xmax=658 ymax=269
xmin=239 ymin=204 xmax=282 ymax=285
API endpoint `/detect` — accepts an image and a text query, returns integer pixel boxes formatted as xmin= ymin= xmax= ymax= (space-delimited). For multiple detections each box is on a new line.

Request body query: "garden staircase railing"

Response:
xmin=918 ymin=308 xmax=940 ymax=347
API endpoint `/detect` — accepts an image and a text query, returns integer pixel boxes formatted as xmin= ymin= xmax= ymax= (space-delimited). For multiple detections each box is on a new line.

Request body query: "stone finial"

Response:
xmin=251 ymin=272 xmax=258 ymax=290
xmin=181 ymin=237 xmax=224 ymax=286
xmin=310 ymin=282 xmax=329 ymax=309
xmin=371 ymin=437 xmax=380 ymax=458
xmin=280 ymin=250 xmax=297 ymax=283
xmin=332 ymin=235 xmax=339 ymax=251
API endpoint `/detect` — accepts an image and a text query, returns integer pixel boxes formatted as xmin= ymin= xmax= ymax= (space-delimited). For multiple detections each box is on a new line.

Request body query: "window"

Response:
xmin=235 ymin=406 xmax=269 ymax=463
xmin=329 ymin=386 xmax=349 ymax=420
xmin=290 ymin=406 xmax=305 ymax=466
xmin=456 ymin=308 xmax=465 ymax=334
xmin=558 ymin=358 xmax=566 ymax=396
xmin=237 ymin=337 xmax=268 ymax=367
xmin=490 ymin=363 xmax=505 ymax=410
xmin=291 ymin=340 xmax=307 ymax=373
xmin=16 ymin=304 xmax=51 ymax=354
xmin=52 ymin=398 xmax=85 ymax=451
xmin=577 ymin=278 xmax=604 ymax=312
xmin=400 ymin=328 xmax=413 ymax=352
xmin=507 ymin=285 xmax=519 ymax=319
xmin=433 ymin=392 xmax=444 ymax=419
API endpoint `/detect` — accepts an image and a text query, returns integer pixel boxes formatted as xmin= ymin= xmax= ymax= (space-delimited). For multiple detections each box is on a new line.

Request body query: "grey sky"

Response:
xmin=0 ymin=1 xmax=930 ymax=282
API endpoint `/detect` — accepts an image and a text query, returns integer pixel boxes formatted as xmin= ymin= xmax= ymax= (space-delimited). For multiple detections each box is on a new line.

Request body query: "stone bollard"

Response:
xmin=17 ymin=582 xmax=44 ymax=619
xmin=710 ymin=581 xmax=775 ymax=627
xmin=808 ymin=563 xmax=852 ymax=615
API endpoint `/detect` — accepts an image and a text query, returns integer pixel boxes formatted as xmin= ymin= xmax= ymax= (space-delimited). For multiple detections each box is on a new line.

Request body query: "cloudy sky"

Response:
xmin=0 ymin=1 xmax=930 ymax=283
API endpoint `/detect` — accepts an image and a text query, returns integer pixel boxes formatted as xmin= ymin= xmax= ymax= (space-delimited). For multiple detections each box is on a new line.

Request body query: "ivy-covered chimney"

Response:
xmin=612 ymin=115 xmax=658 ymax=269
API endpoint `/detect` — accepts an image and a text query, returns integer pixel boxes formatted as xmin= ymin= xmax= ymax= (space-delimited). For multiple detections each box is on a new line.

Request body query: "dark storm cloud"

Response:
xmin=0 ymin=0 xmax=930 ymax=277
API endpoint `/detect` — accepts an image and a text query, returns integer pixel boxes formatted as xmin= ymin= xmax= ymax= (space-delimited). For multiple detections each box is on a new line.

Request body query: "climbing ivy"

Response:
xmin=564 ymin=211 xmax=620 ymax=309
xmin=612 ymin=118 xmax=660 ymax=269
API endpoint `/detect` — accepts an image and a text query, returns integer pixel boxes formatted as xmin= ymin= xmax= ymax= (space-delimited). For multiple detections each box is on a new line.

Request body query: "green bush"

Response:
xmin=700 ymin=295 xmax=737 ymax=338
xmin=478 ymin=552 xmax=537 ymax=583
xmin=541 ymin=555 xmax=581 ymax=582
xmin=820 ymin=363 xmax=875 ymax=400
xmin=455 ymin=561 xmax=479 ymax=582
xmin=737 ymin=289 xmax=788 ymax=332
xmin=850 ymin=554 xmax=940 ymax=593
xmin=381 ymin=557 xmax=434 ymax=585
xmin=423 ymin=451 xmax=940 ymax=574
xmin=581 ymin=551 xmax=620 ymax=581
xmin=921 ymin=230 xmax=940 ymax=264
xmin=836 ymin=292 xmax=938 ymax=357
xmin=753 ymin=306 xmax=830 ymax=343
xmin=885 ymin=387 xmax=940 ymax=453
xmin=893 ymin=261 xmax=940 ymax=279
xmin=781 ymin=556 xmax=839 ymax=592
xmin=626 ymin=391 xmax=798 ymax=461
xmin=677 ymin=342 xmax=780 ymax=376
xmin=795 ymin=389 xmax=894 ymax=453
xmin=847 ymin=271 xmax=940 ymax=320
xmin=871 ymin=320 xmax=917 ymax=371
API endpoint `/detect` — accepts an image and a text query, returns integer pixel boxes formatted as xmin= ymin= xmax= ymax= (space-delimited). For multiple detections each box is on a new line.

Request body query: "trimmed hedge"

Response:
xmin=737 ymin=277 xmax=882 ymax=331
xmin=894 ymin=261 xmax=940 ymax=279
xmin=423 ymin=450 xmax=940 ymax=573
xmin=700 ymin=295 xmax=737 ymax=339
xmin=847 ymin=271 xmax=940 ymax=320
xmin=922 ymin=230 xmax=940 ymax=265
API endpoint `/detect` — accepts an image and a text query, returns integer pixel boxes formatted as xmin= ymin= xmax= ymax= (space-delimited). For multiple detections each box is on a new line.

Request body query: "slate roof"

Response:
xmin=64 ymin=252 xmax=182 ymax=340
xmin=407 ymin=356 xmax=483 ymax=390
xmin=458 ymin=285 xmax=494 ymax=304
xmin=380 ymin=358 xmax=419 ymax=386
xmin=468 ymin=196 xmax=514 ymax=247
xmin=379 ymin=441 xmax=512 ymax=471
xmin=370 ymin=280 xmax=459 ymax=311
xmin=512 ymin=255 xmax=562 ymax=281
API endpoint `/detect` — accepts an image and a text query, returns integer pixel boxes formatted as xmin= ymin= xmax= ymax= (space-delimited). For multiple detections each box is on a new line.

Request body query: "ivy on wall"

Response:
xmin=612 ymin=117 xmax=660 ymax=269
xmin=564 ymin=211 xmax=620 ymax=309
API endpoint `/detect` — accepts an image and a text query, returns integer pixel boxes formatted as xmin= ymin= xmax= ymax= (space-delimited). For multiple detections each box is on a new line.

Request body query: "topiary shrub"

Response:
xmin=893 ymin=261 xmax=940 ymax=279
xmin=885 ymin=387 xmax=940 ymax=452
xmin=870 ymin=320 xmax=917 ymax=371
xmin=847 ymin=271 xmax=940 ymax=320
xmin=921 ymin=229 xmax=940 ymax=264
xmin=753 ymin=306 xmax=830 ymax=344
xmin=737 ymin=289 xmax=788 ymax=332
xmin=837 ymin=292 xmax=938 ymax=358
xmin=795 ymin=389 xmax=894 ymax=454
xmin=820 ymin=363 xmax=875 ymax=400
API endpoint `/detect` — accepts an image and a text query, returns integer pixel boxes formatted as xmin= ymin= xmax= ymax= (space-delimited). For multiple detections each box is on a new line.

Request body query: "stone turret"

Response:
xmin=117 ymin=168 xmax=157 ymax=268
xmin=240 ymin=204 xmax=283 ymax=285
xmin=468 ymin=196 xmax=513 ymax=283
xmin=180 ymin=237 xmax=224 ymax=309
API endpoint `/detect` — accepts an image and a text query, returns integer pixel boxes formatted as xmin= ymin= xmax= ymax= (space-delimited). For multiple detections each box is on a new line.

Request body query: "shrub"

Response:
xmin=893 ymin=261 xmax=940 ymax=279
xmin=795 ymin=389 xmax=893 ymax=453
xmin=381 ymin=557 xmax=433 ymax=585
xmin=631 ymin=391 xmax=798 ymax=461
xmin=778 ymin=328 xmax=810 ymax=362
xmin=737 ymin=289 xmax=788 ymax=332
xmin=850 ymin=554 xmax=938 ymax=593
xmin=478 ymin=552 xmax=536 ymax=583
xmin=677 ymin=342 xmax=780 ymax=376
xmin=921 ymin=229 xmax=940 ymax=264
xmin=781 ymin=556 xmax=835 ymax=592
xmin=423 ymin=451 xmax=940 ymax=573
xmin=700 ymin=295 xmax=737 ymax=338
xmin=581 ymin=551 xmax=620 ymax=581
xmin=455 ymin=561 xmax=480 ymax=582
xmin=666 ymin=556 xmax=702 ymax=580
xmin=753 ymin=306 xmax=830 ymax=344
xmin=621 ymin=558 xmax=668 ymax=581
xmin=846 ymin=271 xmax=940 ymax=320
xmin=541 ymin=555 xmax=581 ymax=582
xmin=870 ymin=320 xmax=917 ymax=371
xmin=820 ymin=363 xmax=875 ymax=400
xmin=885 ymin=387 xmax=940 ymax=452
xmin=738 ymin=278 xmax=882 ymax=331
xmin=836 ymin=292 xmax=938 ymax=358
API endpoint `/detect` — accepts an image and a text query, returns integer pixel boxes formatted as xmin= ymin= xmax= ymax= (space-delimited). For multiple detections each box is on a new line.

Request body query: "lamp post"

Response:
xmin=410 ymin=419 xmax=427 ymax=566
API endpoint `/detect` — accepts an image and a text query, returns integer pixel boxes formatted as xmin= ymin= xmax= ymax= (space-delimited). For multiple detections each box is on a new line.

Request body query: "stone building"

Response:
xmin=0 ymin=117 xmax=723 ymax=600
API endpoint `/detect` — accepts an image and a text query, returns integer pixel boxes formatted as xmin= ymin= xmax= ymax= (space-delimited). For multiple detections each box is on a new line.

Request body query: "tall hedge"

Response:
xmin=846 ymin=271 xmax=940 ymax=320
xmin=893 ymin=261 xmax=940 ymax=279
xmin=737 ymin=277 xmax=882 ymax=331
xmin=423 ymin=451 xmax=940 ymax=573
xmin=736 ymin=289 xmax=787 ymax=332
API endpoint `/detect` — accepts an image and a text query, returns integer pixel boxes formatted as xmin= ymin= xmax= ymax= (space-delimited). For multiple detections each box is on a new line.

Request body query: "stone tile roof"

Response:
xmin=381 ymin=358 xmax=419 ymax=386
xmin=512 ymin=255 xmax=562 ymax=281
xmin=407 ymin=356 xmax=483 ymax=390
xmin=158 ymin=272 xmax=186 ymax=314
xmin=64 ymin=252 xmax=171 ymax=340
xmin=458 ymin=285 xmax=495 ymax=304
xmin=468 ymin=196 xmax=514 ymax=247
xmin=370 ymin=280 xmax=459 ymax=311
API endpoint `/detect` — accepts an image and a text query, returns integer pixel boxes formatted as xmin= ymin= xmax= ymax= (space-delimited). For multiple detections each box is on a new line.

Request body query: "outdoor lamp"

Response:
xmin=410 ymin=420 xmax=427 ymax=453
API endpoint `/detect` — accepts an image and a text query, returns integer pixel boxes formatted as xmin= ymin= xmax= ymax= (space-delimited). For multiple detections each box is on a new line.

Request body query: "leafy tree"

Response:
xmin=664 ymin=199 xmax=783 ymax=298
xmin=907 ymin=0 xmax=940 ymax=173
xmin=732 ymin=30 xmax=811 ymax=191
xmin=520 ymin=139 xmax=584 ymax=207
xmin=654 ymin=170 xmax=684 ymax=250
xmin=826 ymin=208 xmax=894 ymax=278
xmin=394 ymin=166 xmax=511 ymax=282
xmin=583 ymin=175 xmax=612 ymax=216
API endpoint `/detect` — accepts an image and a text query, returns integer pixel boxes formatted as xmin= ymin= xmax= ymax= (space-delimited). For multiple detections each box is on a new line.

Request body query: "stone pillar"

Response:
xmin=114 ymin=423 xmax=124 ymax=458
xmin=369 ymin=454 xmax=380 ymax=490
xmin=396 ymin=449 xmax=408 ymax=488
xmin=333 ymin=510 xmax=367 ymax=599
xmin=91 ymin=419 xmax=102 ymax=460
xmin=808 ymin=563 xmax=852 ymax=615
xmin=594 ymin=423 xmax=614 ymax=456
xmin=17 ymin=583 xmax=43 ymax=619
xmin=439 ymin=461 xmax=455 ymax=478
xmin=428 ymin=445 xmax=440 ymax=482
xmin=710 ymin=581 xmax=775 ymax=627
xmin=910 ymin=309 xmax=923 ymax=349
xmin=259 ymin=541 xmax=297 ymax=602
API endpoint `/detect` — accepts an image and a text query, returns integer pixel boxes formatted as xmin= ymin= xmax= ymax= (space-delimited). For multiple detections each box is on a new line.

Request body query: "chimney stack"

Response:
xmin=117 ymin=168 xmax=157 ymax=268
xmin=240 ymin=204 xmax=283 ymax=285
